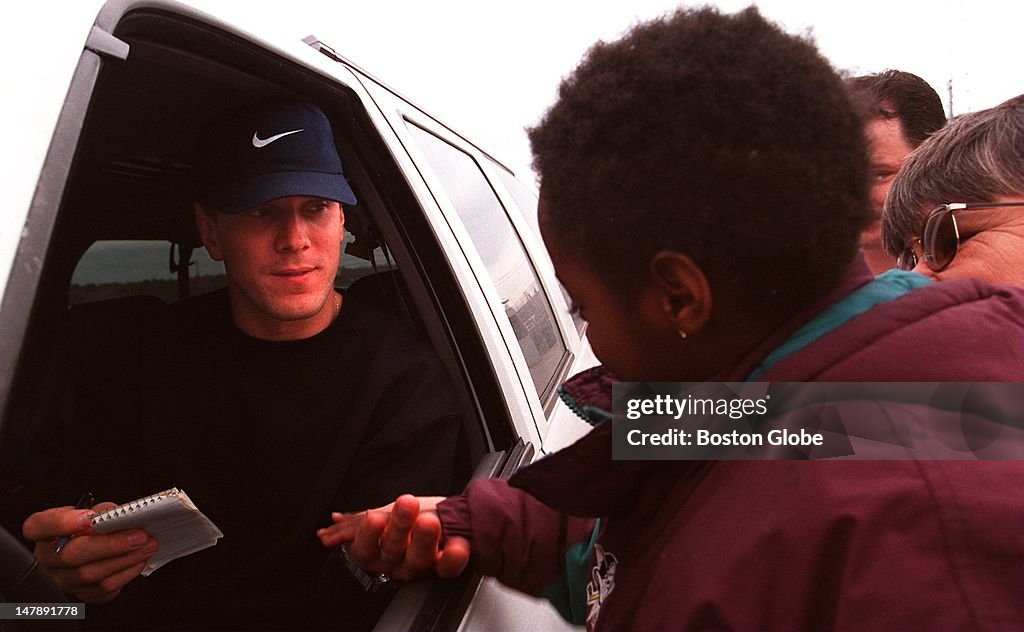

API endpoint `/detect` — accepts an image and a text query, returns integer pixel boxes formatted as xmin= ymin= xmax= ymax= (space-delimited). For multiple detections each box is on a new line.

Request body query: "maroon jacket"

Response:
xmin=439 ymin=264 xmax=1024 ymax=631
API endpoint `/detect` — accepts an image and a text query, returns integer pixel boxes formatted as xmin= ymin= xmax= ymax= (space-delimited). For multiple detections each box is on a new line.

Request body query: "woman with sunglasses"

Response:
xmin=882 ymin=94 xmax=1024 ymax=286
xmin=321 ymin=9 xmax=1024 ymax=631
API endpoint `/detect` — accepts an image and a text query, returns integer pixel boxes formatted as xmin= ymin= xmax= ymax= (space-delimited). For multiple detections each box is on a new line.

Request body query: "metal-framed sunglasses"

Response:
xmin=896 ymin=201 xmax=1024 ymax=272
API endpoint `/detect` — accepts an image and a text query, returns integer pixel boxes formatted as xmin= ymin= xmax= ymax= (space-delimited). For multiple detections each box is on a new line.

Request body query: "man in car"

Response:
xmin=21 ymin=100 xmax=461 ymax=630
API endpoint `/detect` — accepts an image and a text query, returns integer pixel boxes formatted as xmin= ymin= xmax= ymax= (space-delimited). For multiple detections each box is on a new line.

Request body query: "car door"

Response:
xmin=0 ymin=1 xmax=592 ymax=628
xmin=339 ymin=74 xmax=593 ymax=630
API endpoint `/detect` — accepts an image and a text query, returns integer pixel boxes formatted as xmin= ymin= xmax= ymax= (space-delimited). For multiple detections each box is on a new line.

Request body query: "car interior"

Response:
xmin=0 ymin=9 xmax=522 ymax=624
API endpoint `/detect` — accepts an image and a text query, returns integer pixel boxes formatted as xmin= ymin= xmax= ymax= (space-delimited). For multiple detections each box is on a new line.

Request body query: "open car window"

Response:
xmin=70 ymin=240 xmax=224 ymax=304
xmin=69 ymin=229 xmax=396 ymax=306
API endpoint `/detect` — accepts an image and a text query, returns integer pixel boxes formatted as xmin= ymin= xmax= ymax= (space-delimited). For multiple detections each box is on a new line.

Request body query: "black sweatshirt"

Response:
xmin=66 ymin=289 xmax=461 ymax=630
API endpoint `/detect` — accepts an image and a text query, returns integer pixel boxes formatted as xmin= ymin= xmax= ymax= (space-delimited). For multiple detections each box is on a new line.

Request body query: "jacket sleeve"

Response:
xmin=437 ymin=477 xmax=596 ymax=620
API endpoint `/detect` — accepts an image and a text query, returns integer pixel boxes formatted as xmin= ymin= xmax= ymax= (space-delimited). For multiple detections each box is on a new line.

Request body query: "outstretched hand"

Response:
xmin=317 ymin=494 xmax=470 ymax=582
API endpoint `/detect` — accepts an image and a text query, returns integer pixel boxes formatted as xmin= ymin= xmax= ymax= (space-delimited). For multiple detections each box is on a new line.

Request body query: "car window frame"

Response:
xmin=369 ymin=106 xmax=574 ymax=444
xmin=402 ymin=121 xmax=573 ymax=406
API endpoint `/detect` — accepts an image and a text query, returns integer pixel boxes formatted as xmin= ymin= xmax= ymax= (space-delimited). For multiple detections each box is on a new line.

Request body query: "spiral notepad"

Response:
xmin=91 ymin=487 xmax=223 ymax=576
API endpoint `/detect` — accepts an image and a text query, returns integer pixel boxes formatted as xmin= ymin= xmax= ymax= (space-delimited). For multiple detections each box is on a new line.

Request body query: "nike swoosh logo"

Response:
xmin=252 ymin=128 xmax=304 ymax=148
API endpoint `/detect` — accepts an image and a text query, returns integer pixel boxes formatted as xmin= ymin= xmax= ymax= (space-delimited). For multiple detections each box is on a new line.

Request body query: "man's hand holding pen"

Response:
xmin=22 ymin=498 xmax=159 ymax=603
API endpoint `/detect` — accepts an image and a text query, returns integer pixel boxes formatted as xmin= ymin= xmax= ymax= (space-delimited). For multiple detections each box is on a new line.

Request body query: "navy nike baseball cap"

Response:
xmin=194 ymin=100 xmax=357 ymax=213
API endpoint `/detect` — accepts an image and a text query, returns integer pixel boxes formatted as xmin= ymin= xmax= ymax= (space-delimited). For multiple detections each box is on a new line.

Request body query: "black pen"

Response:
xmin=54 ymin=491 xmax=95 ymax=555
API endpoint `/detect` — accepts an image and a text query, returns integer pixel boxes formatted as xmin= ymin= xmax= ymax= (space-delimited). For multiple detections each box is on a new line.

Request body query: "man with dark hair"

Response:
xmin=847 ymin=70 xmax=946 ymax=272
xmin=22 ymin=101 xmax=461 ymax=630
xmin=322 ymin=8 xmax=1023 ymax=631
xmin=882 ymin=93 xmax=1024 ymax=286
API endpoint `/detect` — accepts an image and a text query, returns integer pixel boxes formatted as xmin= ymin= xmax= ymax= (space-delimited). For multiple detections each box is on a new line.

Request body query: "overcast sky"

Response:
xmin=206 ymin=0 xmax=1023 ymax=182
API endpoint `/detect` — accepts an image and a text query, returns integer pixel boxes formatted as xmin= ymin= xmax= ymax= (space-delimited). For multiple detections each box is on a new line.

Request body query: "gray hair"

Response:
xmin=881 ymin=94 xmax=1024 ymax=256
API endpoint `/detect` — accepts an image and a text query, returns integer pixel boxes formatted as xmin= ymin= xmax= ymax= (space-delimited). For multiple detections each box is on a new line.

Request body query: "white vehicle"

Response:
xmin=0 ymin=2 xmax=595 ymax=629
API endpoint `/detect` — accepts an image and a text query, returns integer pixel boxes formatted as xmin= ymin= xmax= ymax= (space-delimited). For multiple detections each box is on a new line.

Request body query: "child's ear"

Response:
xmin=648 ymin=251 xmax=712 ymax=337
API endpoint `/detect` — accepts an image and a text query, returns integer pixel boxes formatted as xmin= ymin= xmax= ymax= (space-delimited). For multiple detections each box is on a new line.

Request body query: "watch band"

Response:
xmin=337 ymin=546 xmax=400 ymax=593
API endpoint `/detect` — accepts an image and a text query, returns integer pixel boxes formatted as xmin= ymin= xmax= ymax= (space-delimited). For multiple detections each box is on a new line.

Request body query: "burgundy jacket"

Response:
xmin=439 ymin=264 xmax=1024 ymax=631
